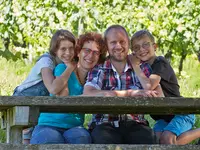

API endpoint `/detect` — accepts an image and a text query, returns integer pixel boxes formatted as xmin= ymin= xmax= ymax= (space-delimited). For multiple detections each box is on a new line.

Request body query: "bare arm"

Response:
xmin=132 ymin=68 xmax=163 ymax=96
xmin=83 ymin=85 xmax=118 ymax=96
xmin=56 ymin=84 xmax=69 ymax=96
xmin=41 ymin=63 xmax=76 ymax=95
xmin=83 ymin=85 xmax=161 ymax=97
xmin=148 ymin=74 xmax=161 ymax=90
xmin=128 ymin=54 xmax=161 ymax=90
xmin=83 ymin=85 xmax=133 ymax=97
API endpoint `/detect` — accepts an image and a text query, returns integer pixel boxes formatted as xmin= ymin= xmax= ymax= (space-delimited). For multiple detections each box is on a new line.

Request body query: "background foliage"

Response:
xmin=0 ymin=0 xmax=200 ymax=72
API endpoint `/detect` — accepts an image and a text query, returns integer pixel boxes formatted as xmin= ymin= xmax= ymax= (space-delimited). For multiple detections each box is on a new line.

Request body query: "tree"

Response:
xmin=0 ymin=0 xmax=199 ymax=69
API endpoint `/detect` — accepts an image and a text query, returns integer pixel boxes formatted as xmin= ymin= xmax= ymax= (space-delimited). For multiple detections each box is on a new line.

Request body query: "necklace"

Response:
xmin=75 ymin=68 xmax=85 ymax=86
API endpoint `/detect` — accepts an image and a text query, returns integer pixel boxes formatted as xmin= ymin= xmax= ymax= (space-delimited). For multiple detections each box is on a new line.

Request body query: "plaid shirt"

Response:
xmin=85 ymin=58 xmax=152 ymax=128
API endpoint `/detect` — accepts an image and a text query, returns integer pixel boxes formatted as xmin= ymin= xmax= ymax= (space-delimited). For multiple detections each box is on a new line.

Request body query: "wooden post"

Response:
xmin=5 ymin=106 xmax=39 ymax=144
xmin=1 ymin=110 xmax=7 ymax=129
xmin=6 ymin=108 xmax=10 ymax=143
xmin=10 ymin=126 xmax=23 ymax=144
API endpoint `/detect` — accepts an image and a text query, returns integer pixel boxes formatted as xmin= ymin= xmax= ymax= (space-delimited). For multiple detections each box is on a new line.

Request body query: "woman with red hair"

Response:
xmin=30 ymin=32 xmax=107 ymax=144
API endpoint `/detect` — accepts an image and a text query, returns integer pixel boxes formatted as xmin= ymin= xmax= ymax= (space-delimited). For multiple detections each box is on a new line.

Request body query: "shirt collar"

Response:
xmin=101 ymin=58 xmax=132 ymax=73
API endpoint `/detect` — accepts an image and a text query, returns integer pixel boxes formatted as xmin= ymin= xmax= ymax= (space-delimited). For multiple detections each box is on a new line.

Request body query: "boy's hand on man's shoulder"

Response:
xmin=128 ymin=53 xmax=141 ymax=67
xmin=66 ymin=61 xmax=77 ymax=71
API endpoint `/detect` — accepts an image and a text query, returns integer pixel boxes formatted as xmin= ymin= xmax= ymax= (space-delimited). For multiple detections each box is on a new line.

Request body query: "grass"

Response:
xmin=0 ymin=128 xmax=5 ymax=142
xmin=178 ymin=55 xmax=200 ymax=97
xmin=0 ymin=57 xmax=33 ymax=96
xmin=0 ymin=55 xmax=199 ymax=143
xmin=172 ymin=54 xmax=200 ymax=97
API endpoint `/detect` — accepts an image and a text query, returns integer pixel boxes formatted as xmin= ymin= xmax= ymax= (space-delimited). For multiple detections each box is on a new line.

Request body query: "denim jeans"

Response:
xmin=30 ymin=125 xmax=91 ymax=144
xmin=13 ymin=81 xmax=49 ymax=96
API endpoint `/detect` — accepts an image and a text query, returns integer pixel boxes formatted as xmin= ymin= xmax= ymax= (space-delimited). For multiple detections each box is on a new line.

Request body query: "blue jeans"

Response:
xmin=13 ymin=81 xmax=49 ymax=96
xmin=30 ymin=125 xmax=91 ymax=144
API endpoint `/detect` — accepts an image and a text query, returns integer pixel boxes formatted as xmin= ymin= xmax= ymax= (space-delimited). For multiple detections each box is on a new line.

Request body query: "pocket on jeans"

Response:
xmin=38 ymin=86 xmax=49 ymax=96
xmin=20 ymin=88 xmax=39 ymax=96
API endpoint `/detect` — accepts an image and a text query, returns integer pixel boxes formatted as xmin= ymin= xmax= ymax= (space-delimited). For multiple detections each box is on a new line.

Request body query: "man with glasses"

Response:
xmin=83 ymin=25 xmax=158 ymax=144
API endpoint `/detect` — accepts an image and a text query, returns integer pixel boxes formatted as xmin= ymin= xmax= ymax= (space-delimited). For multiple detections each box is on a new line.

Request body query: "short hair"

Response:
xmin=75 ymin=32 xmax=107 ymax=64
xmin=131 ymin=30 xmax=155 ymax=50
xmin=49 ymin=29 xmax=76 ymax=57
xmin=104 ymin=25 xmax=130 ymax=43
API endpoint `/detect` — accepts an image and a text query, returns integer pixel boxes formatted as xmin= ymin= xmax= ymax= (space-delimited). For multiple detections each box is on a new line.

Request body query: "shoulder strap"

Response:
xmin=36 ymin=53 xmax=57 ymax=66
xmin=36 ymin=53 xmax=53 ymax=62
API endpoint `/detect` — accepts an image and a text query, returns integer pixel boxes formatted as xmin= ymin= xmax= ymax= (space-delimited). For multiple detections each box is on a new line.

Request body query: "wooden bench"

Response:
xmin=0 ymin=144 xmax=199 ymax=150
xmin=0 ymin=96 xmax=200 ymax=149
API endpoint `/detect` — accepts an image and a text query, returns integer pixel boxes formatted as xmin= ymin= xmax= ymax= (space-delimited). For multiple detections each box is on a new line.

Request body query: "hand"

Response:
xmin=65 ymin=61 xmax=77 ymax=71
xmin=97 ymin=91 xmax=116 ymax=97
xmin=129 ymin=89 xmax=158 ymax=97
xmin=95 ymin=91 xmax=117 ymax=97
xmin=104 ymin=91 xmax=117 ymax=96
xmin=128 ymin=53 xmax=141 ymax=68
xmin=81 ymin=91 xmax=116 ymax=97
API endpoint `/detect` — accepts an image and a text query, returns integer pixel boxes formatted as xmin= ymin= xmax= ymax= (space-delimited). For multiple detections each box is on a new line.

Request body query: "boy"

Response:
xmin=129 ymin=30 xmax=199 ymax=145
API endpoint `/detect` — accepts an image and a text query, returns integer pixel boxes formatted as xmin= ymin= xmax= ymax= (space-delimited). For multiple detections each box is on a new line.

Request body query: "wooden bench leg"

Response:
xmin=5 ymin=106 xmax=39 ymax=144
xmin=6 ymin=107 xmax=24 ymax=144
xmin=10 ymin=126 xmax=23 ymax=144
xmin=6 ymin=120 xmax=23 ymax=144
xmin=6 ymin=108 xmax=10 ymax=143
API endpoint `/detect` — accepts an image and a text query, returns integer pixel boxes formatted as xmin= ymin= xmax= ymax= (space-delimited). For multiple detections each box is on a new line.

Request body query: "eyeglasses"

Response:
xmin=132 ymin=42 xmax=153 ymax=53
xmin=81 ymin=48 xmax=101 ymax=56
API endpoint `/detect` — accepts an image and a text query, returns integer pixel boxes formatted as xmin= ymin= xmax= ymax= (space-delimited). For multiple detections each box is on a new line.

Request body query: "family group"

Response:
xmin=13 ymin=25 xmax=200 ymax=145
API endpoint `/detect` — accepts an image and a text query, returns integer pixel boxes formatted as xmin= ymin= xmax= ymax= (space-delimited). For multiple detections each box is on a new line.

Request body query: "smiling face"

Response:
xmin=55 ymin=40 xmax=75 ymax=64
xmin=106 ymin=28 xmax=129 ymax=63
xmin=78 ymin=40 xmax=100 ymax=70
xmin=132 ymin=35 xmax=156 ymax=62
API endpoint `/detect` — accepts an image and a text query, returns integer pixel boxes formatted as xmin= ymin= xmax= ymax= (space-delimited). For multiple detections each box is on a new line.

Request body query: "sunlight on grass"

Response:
xmin=179 ymin=55 xmax=200 ymax=97
xmin=0 ymin=57 xmax=33 ymax=96
xmin=171 ymin=54 xmax=200 ymax=97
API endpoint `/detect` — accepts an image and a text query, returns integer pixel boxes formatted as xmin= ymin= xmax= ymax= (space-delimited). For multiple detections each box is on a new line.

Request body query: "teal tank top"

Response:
xmin=38 ymin=63 xmax=84 ymax=129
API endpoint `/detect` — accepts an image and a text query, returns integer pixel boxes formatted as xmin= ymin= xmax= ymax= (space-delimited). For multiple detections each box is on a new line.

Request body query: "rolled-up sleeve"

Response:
xmin=54 ymin=63 xmax=66 ymax=77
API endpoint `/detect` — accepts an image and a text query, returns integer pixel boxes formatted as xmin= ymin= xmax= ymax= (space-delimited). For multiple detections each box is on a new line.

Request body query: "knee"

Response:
xmin=30 ymin=126 xmax=65 ymax=144
xmin=23 ymin=127 xmax=34 ymax=144
xmin=159 ymin=132 xmax=177 ymax=144
xmin=65 ymin=127 xmax=90 ymax=137
xmin=64 ymin=127 xmax=91 ymax=144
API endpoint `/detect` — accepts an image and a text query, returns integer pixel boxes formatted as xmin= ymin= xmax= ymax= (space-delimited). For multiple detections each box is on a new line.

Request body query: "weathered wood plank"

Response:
xmin=0 ymin=96 xmax=200 ymax=145
xmin=12 ymin=106 xmax=29 ymax=126
xmin=1 ymin=110 xmax=6 ymax=129
xmin=28 ymin=106 xmax=40 ymax=126
xmin=0 ymin=96 xmax=200 ymax=114
xmin=10 ymin=126 xmax=23 ymax=144
xmin=6 ymin=109 xmax=10 ymax=143
xmin=0 ymin=144 xmax=199 ymax=150
xmin=2 ymin=106 xmax=39 ymax=144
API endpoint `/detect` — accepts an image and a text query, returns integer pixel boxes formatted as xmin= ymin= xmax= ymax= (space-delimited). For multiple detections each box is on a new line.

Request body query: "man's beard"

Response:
xmin=109 ymin=54 xmax=127 ymax=62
